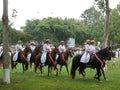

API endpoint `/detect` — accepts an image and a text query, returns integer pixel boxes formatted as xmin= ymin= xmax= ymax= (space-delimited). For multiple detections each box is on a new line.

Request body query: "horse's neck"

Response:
xmin=36 ymin=50 xmax=40 ymax=55
xmin=51 ymin=51 xmax=56 ymax=58
xmin=64 ymin=51 xmax=69 ymax=59
xmin=96 ymin=52 xmax=106 ymax=60
xmin=22 ymin=50 xmax=28 ymax=57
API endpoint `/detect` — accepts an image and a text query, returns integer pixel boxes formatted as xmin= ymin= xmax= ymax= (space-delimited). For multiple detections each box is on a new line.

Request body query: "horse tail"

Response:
xmin=70 ymin=55 xmax=81 ymax=79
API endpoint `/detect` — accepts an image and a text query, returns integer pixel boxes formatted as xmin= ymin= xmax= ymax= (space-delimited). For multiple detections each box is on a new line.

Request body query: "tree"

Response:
xmin=2 ymin=0 xmax=10 ymax=84
xmin=80 ymin=6 xmax=104 ymax=42
xmin=109 ymin=3 xmax=120 ymax=47
xmin=95 ymin=0 xmax=110 ymax=48
xmin=0 ymin=21 xmax=3 ymax=43
xmin=23 ymin=17 xmax=89 ymax=45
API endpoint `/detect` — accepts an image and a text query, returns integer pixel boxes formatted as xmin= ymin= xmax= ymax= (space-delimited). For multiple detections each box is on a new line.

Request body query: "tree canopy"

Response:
xmin=0 ymin=2 xmax=120 ymax=47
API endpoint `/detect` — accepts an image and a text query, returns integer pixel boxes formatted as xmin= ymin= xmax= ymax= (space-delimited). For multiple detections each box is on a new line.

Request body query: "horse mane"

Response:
xmin=65 ymin=48 xmax=70 ymax=53
xmin=34 ymin=44 xmax=42 ymax=54
xmin=96 ymin=47 xmax=112 ymax=60
xmin=22 ymin=45 xmax=31 ymax=54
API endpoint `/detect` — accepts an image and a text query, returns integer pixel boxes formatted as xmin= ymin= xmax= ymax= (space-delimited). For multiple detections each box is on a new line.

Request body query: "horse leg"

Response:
xmin=50 ymin=66 xmax=54 ymax=73
xmin=101 ymin=68 xmax=107 ymax=80
xmin=22 ymin=63 xmax=25 ymax=73
xmin=59 ymin=65 xmax=62 ymax=75
xmin=55 ymin=67 xmax=58 ymax=77
xmin=93 ymin=72 xmax=98 ymax=79
xmin=25 ymin=62 xmax=29 ymax=70
xmin=39 ymin=65 xmax=43 ymax=76
xmin=34 ymin=60 xmax=40 ymax=73
xmin=79 ymin=67 xmax=86 ymax=78
xmin=34 ymin=63 xmax=37 ymax=73
xmin=54 ymin=65 xmax=58 ymax=77
xmin=11 ymin=61 xmax=15 ymax=70
xmin=96 ymin=68 xmax=102 ymax=82
xmin=79 ymin=63 xmax=86 ymax=78
xmin=65 ymin=65 xmax=69 ymax=76
xmin=47 ymin=66 xmax=50 ymax=76
xmin=30 ymin=62 xmax=32 ymax=69
xmin=11 ymin=61 xmax=17 ymax=71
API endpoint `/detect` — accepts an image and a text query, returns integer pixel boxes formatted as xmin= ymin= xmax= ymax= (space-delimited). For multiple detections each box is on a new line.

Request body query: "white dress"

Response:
xmin=41 ymin=43 xmax=51 ymax=63
xmin=89 ymin=45 xmax=96 ymax=54
xmin=80 ymin=44 xmax=90 ymax=63
xmin=13 ymin=44 xmax=23 ymax=61
xmin=27 ymin=45 xmax=36 ymax=62
xmin=58 ymin=45 xmax=66 ymax=53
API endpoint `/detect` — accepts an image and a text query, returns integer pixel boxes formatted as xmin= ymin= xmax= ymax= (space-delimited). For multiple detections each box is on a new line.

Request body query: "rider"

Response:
xmin=41 ymin=39 xmax=52 ymax=65
xmin=27 ymin=40 xmax=36 ymax=62
xmin=89 ymin=40 xmax=96 ymax=62
xmin=58 ymin=41 xmax=66 ymax=53
xmin=29 ymin=40 xmax=36 ymax=52
xmin=80 ymin=39 xmax=91 ymax=63
xmin=13 ymin=40 xmax=23 ymax=61
xmin=89 ymin=40 xmax=96 ymax=54
xmin=58 ymin=40 xmax=66 ymax=61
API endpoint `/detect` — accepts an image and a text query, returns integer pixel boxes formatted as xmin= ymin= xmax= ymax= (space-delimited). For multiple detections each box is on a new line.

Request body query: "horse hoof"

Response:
xmin=94 ymin=77 xmax=98 ymax=80
xmin=105 ymin=78 xmax=108 ymax=81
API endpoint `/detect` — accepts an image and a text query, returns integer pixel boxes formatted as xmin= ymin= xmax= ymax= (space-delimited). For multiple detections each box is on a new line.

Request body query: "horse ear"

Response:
xmin=107 ymin=47 xmax=111 ymax=50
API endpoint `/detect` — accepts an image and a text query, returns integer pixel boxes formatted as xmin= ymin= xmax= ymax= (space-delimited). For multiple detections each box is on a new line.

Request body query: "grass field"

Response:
xmin=0 ymin=57 xmax=120 ymax=90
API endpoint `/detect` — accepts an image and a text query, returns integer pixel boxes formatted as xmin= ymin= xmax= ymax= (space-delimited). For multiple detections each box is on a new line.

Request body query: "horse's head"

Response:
xmin=24 ymin=45 xmax=31 ymax=53
xmin=50 ymin=45 xmax=59 ymax=55
xmin=66 ymin=48 xmax=74 ymax=57
xmin=34 ymin=44 xmax=43 ymax=54
xmin=98 ymin=47 xmax=113 ymax=60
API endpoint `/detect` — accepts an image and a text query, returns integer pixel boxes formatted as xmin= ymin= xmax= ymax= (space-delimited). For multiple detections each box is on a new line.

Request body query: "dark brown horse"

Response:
xmin=30 ymin=44 xmax=42 ymax=69
xmin=11 ymin=45 xmax=32 ymax=73
xmin=71 ymin=47 xmax=112 ymax=82
xmin=35 ymin=46 xmax=59 ymax=76
xmin=57 ymin=48 xmax=73 ymax=76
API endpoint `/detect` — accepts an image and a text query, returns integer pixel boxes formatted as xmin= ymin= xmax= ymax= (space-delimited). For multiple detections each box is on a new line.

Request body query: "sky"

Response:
xmin=0 ymin=0 xmax=120 ymax=30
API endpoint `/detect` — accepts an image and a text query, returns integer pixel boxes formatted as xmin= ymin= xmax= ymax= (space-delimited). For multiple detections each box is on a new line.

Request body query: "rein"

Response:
xmin=21 ymin=52 xmax=28 ymax=63
xmin=94 ymin=53 xmax=104 ymax=68
xmin=61 ymin=52 xmax=68 ymax=64
xmin=48 ymin=53 xmax=56 ymax=66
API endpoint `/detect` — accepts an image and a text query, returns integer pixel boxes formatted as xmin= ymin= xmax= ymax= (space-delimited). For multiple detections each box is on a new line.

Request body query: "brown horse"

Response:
xmin=11 ymin=45 xmax=32 ymax=73
xmin=57 ymin=48 xmax=73 ymax=76
xmin=35 ymin=46 xmax=59 ymax=76
xmin=30 ymin=44 xmax=42 ymax=69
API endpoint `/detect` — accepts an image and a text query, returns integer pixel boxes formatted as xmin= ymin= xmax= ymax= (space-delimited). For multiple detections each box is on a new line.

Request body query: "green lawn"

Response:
xmin=0 ymin=58 xmax=120 ymax=90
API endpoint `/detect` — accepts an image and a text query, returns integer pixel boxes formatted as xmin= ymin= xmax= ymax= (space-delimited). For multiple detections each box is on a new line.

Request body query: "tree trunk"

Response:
xmin=2 ymin=0 xmax=10 ymax=84
xmin=101 ymin=0 xmax=110 ymax=48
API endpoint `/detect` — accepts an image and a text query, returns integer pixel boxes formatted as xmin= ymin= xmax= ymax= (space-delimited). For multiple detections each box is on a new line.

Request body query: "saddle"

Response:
xmin=86 ymin=54 xmax=94 ymax=67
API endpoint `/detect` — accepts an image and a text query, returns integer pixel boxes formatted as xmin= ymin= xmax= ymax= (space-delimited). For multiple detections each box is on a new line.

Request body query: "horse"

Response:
xmin=0 ymin=51 xmax=3 ymax=67
xmin=0 ymin=45 xmax=14 ymax=67
xmin=70 ymin=47 xmax=112 ymax=82
xmin=34 ymin=46 xmax=59 ymax=76
xmin=0 ymin=51 xmax=11 ymax=67
xmin=57 ymin=48 xmax=73 ymax=76
xmin=11 ymin=45 xmax=32 ymax=73
xmin=29 ymin=44 xmax=42 ymax=69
